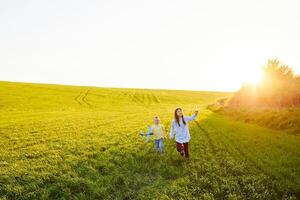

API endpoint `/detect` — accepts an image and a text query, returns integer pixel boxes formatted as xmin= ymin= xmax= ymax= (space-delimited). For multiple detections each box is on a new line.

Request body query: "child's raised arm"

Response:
xmin=184 ymin=109 xmax=199 ymax=122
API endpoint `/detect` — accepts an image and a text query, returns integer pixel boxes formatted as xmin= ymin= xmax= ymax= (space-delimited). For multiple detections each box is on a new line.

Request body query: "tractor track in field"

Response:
xmin=195 ymin=121 xmax=217 ymax=154
xmin=124 ymin=91 xmax=160 ymax=105
xmin=74 ymin=91 xmax=83 ymax=105
xmin=147 ymin=93 xmax=160 ymax=104
xmin=74 ymin=90 xmax=91 ymax=107
xmin=202 ymin=116 xmax=296 ymax=194
xmin=82 ymin=90 xmax=91 ymax=106
xmin=195 ymin=119 xmax=272 ymax=177
xmin=151 ymin=93 xmax=160 ymax=103
xmin=132 ymin=92 xmax=144 ymax=104
xmin=218 ymin=129 xmax=298 ymax=188
xmin=194 ymin=120 xmax=285 ymax=195
xmin=219 ymin=132 xmax=290 ymax=195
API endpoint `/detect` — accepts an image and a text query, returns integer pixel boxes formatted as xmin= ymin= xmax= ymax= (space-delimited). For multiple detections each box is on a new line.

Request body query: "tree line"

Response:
xmin=229 ymin=59 xmax=300 ymax=107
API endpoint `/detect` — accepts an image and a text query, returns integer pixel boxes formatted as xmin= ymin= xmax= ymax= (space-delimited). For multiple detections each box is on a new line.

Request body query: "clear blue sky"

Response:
xmin=1 ymin=0 xmax=300 ymax=91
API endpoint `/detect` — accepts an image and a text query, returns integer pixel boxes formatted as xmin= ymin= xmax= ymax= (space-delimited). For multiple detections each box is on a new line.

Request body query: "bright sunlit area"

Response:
xmin=1 ymin=0 xmax=300 ymax=91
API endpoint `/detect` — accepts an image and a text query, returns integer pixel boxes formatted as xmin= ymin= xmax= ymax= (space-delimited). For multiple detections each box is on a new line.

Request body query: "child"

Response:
xmin=150 ymin=116 xmax=165 ymax=153
xmin=170 ymin=107 xmax=199 ymax=158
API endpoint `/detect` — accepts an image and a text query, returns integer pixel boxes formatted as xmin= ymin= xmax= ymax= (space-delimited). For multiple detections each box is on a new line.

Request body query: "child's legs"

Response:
xmin=176 ymin=142 xmax=182 ymax=152
xmin=154 ymin=140 xmax=159 ymax=151
xmin=158 ymin=139 xmax=164 ymax=153
xmin=176 ymin=142 xmax=184 ymax=155
xmin=183 ymin=142 xmax=189 ymax=158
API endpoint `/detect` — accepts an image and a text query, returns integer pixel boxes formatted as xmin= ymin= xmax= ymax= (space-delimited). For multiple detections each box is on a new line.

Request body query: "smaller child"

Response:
xmin=150 ymin=116 xmax=165 ymax=153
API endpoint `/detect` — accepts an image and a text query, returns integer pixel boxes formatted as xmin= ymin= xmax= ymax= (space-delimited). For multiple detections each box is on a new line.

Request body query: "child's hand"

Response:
xmin=195 ymin=106 xmax=199 ymax=115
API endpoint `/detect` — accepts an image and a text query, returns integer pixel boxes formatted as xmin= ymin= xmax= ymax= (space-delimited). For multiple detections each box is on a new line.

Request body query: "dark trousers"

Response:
xmin=176 ymin=142 xmax=189 ymax=158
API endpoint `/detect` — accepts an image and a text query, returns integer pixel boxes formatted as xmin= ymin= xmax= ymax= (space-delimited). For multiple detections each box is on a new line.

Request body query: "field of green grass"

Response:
xmin=0 ymin=81 xmax=299 ymax=200
xmin=208 ymin=105 xmax=300 ymax=135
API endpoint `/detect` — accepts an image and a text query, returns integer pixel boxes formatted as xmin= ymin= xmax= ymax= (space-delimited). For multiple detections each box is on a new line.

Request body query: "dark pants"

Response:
xmin=176 ymin=142 xmax=189 ymax=158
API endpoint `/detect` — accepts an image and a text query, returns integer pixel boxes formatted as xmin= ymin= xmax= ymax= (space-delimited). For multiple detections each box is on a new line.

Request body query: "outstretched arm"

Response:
xmin=185 ymin=109 xmax=199 ymax=122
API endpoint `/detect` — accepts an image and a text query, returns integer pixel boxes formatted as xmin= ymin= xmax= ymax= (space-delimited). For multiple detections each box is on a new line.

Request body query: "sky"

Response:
xmin=1 ymin=0 xmax=300 ymax=91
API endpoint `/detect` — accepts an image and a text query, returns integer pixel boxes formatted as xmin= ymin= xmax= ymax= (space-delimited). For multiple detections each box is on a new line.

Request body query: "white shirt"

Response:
xmin=170 ymin=113 xmax=197 ymax=143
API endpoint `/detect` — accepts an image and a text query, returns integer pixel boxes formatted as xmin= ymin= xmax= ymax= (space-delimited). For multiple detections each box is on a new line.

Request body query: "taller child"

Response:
xmin=170 ymin=107 xmax=199 ymax=158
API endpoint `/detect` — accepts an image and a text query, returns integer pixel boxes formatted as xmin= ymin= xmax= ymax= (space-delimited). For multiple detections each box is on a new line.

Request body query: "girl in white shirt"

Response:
xmin=170 ymin=107 xmax=199 ymax=158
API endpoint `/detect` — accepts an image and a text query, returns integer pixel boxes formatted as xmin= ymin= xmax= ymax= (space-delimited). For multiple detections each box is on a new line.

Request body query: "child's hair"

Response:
xmin=174 ymin=107 xmax=186 ymax=126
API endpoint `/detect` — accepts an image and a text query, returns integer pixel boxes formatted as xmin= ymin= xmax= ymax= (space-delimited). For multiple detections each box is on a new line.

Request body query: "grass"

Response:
xmin=208 ymin=103 xmax=300 ymax=134
xmin=0 ymin=81 xmax=299 ymax=199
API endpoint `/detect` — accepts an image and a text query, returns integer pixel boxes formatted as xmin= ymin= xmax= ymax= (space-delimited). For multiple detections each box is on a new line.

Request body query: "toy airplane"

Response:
xmin=140 ymin=126 xmax=153 ymax=143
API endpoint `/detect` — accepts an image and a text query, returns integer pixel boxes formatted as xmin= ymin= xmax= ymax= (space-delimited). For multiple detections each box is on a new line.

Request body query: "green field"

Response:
xmin=0 ymin=81 xmax=299 ymax=200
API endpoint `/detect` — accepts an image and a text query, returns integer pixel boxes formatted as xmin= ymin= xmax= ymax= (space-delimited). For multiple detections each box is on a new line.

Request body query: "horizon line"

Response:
xmin=0 ymin=80 xmax=234 ymax=93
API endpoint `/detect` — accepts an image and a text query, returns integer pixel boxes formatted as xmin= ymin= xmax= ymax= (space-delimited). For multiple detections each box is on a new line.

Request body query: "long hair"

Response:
xmin=174 ymin=107 xmax=186 ymax=126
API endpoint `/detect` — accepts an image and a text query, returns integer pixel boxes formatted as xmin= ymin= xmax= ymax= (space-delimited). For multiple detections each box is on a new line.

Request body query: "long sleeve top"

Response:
xmin=169 ymin=113 xmax=197 ymax=143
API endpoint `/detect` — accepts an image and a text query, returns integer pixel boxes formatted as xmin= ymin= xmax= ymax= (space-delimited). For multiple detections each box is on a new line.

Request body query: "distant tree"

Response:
xmin=229 ymin=59 xmax=300 ymax=107
xmin=263 ymin=59 xmax=294 ymax=81
xmin=260 ymin=60 xmax=295 ymax=106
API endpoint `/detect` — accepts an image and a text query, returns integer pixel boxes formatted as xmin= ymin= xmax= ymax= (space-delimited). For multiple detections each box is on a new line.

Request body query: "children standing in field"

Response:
xmin=170 ymin=108 xmax=199 ymax=158
xmin=150 ymin=116 xmax=165 ymax=153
